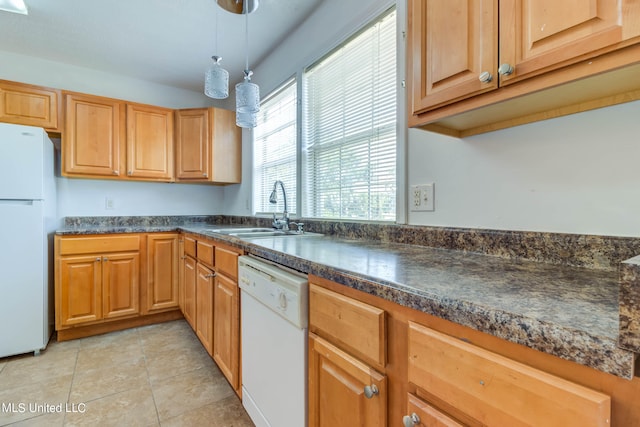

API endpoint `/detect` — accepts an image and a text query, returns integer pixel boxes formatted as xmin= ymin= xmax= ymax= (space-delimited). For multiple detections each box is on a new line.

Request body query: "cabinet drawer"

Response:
xmin=196 ymin=240 xmax=214 ymax=268
xmin=309 ymin=284 xmax=386 ymax=368
xmin=184 ymin=236 xmax=196 ymax=258
xmin=408 ymin=322 xmax=611 ymax=427
xmin=214 ymin=244 xmax=239 ymax=279
xmin=406 ymin=393 xmax=463 ymax=427
xmin=59 ymin=235 xmax=140 ymax=255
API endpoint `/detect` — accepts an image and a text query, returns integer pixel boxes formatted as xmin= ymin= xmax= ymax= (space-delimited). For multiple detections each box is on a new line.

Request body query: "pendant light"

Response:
xmin=235 ymin=0 xmax=260 ymax=128
xmin=204 ymin=1 xmax=229 ymax=99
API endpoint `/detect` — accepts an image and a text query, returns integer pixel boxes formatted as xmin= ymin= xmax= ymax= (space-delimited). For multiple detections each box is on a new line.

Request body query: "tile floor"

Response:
xmin=0 ymin=320 xmax=254 ymax=426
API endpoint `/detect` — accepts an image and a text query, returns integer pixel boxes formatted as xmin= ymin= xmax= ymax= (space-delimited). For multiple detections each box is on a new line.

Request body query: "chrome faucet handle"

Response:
xmin=289 ymin=222 xmax=304 ymax=233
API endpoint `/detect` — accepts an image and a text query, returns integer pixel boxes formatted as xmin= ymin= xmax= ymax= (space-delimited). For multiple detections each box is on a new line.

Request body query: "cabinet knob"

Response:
xmin=113 ymin=170 xmax=119 ymax=175
xmin=478 ymin=71 xmax=493 ymax=83
xmin=403 ymin=413 xmax=421 ymax=427
xmin=205 ymin=272 xmax=216 ymax=278
xmin=95 ymin=257 xmax=101 ymax=262
xmin=203 ymin=173 xmax=208 ymax=177
xmin=127 ymin=170 xmax=133 ymax=176
xmin=103 ymin=257 xmax=108 ymax=261
xmin=498 ymin=63 xmax=515 ymax=76
xmin=363 ymin=384 xmax=379 ymax=399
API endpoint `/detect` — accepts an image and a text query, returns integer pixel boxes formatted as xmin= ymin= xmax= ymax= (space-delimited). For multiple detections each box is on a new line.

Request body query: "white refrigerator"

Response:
xmin=0 ymin=123 xmax=57 ymax=358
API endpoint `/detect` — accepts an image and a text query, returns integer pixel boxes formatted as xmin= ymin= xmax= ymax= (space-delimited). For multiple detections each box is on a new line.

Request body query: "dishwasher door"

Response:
xmin=239 ymin=256 xmax=308 ymax=427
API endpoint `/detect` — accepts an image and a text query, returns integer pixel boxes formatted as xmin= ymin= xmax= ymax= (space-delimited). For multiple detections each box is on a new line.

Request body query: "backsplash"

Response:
xmin=64 ymin=215 xmax=640 ymax=271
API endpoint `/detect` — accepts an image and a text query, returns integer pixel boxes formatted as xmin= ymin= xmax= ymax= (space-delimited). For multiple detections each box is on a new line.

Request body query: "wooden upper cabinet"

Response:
xmin=409 ymin=0 xmax=498 ymax=114
xmin=409 ymin=0 xmax=640 ymax=136
xmin=175 ymin=108 xmax=209 ymax=180
xmin=175 ymin=107 xmax=241 ymax=184
xmin=126 ymin=103 xmax=174 ymax=181
xmin=63 ymin=93 xmax=123 ymax=178
xmin=0 ymin=80 xmax=61 ymax=132
xmin=499 ymin=0 xmax=640 ymax=85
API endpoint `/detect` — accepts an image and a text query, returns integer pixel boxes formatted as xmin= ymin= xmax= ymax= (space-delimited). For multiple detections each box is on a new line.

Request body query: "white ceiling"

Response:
xmin=0 ymin=0 xmax=320 ymax=93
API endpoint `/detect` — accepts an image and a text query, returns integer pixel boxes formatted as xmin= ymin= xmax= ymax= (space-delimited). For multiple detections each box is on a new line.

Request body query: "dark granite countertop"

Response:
xmin=57 ymin=221 xmax=637 ymax=378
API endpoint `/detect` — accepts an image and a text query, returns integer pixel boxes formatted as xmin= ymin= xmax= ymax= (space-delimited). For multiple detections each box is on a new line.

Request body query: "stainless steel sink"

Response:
xmin=205 ymin=227 xmax=322 ymax=239
xmin=205 ymin=227 xmax=275 ymax=235
xmin=233 ymin=230 xmax=323 ymax=239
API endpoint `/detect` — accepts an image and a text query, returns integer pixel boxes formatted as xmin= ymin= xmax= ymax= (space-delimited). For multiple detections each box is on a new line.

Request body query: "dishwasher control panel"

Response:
xmin=238 ymin=256 xmax=308 ymax=329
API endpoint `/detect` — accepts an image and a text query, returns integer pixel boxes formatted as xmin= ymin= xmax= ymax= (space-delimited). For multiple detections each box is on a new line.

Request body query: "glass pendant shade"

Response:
xmin=236 ymin=70 xmax=260 ymax=114
xmin=204 ymin=56 xmax=229 ymax=99
xmin=236 ymin=110 xmax=258 ymax=128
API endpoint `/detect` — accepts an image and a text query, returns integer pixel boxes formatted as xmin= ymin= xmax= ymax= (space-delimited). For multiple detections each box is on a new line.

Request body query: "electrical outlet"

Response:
xmin=105 ymin=197 xmax=115 ymax=210
xmin=410 ymin=183 xmax=434 ymax=212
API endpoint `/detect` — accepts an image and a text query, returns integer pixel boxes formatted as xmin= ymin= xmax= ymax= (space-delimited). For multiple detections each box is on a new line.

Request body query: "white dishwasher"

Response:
xmin=238 ymin=255 xmax=308 ymax=427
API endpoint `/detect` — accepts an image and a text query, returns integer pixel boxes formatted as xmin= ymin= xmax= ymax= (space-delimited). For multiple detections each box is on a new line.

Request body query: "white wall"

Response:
xmin=0 ymin=50 xmax=210 ymax=108
xmin=56 ymin=176 xmax=223 ymax=218
xmin=407 ymin=100 xmax=640 ymax=237
xmin=1 ymin=50 xmax=227 ymax=218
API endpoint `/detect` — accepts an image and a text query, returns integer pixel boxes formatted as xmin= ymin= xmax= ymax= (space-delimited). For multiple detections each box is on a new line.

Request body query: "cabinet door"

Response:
xmin=210 ymin=108 xmax=241 ymax=184
xmin=126 ymin=103 xmax=174 ymax=180
xmin=102 ymin=252 xmax=140 ymax=319
xmin=0 ymin=81 xmax=60 ymax=131
xmin=145 ymin=234 xmax=179 ymax=313
xmin=196 ymin=263 xmax=214 ymax=355
xmin=58 ymin=255 xmax=102 ymax=327
xmin=183 ymin=255 xmax=197 ymax=330
xmin=213 ymin=273 xmax=239 ymax=390
xmin=63 ymin=93 xmax=123 ymax=177
xmin=309 ymin=334 xmax=387 ymax=427
xmin=175 ymin=108 xmax=210 ymax=181
xmin=499 ymin=0 xmax=640 ymax=85
xmin=409 ymin=0 xmax=498 ymax=114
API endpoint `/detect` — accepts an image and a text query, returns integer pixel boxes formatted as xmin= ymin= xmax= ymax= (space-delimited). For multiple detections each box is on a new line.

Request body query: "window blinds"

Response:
xmin=253 ymin=79 xmax=298 ymax=215
xmin=303 ymin=8 xmax=396 ymax=221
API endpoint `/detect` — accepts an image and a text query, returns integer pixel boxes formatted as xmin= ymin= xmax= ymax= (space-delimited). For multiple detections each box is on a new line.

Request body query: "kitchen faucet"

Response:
xmin=269 ymin=180 xmax=289 ymax=230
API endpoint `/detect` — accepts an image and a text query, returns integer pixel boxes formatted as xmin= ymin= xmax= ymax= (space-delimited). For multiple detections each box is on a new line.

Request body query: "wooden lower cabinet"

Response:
xmin=56 ymin=235 xmax=141 ymax=329
xmin=195 ymin=262 xmax=215 ymax=355
xmin=145 ymin=233 xmax=179 ymax=313
xmin=182 ymin=255 xmax=197 ymax=330
xmin=309 ymin=275 xmax=635 ymax=426
xmin=309 ymin=334 xmax=387 ymax=427
xmin=407 ymin=322 xmax=611 ymax=427
xmin=213 ymin=272 xmax=239 ymax=390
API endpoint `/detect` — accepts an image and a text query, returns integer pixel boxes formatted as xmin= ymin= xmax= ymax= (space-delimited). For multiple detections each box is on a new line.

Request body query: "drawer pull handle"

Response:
xmin=363 ymin=384 xmax=379 ymax=399
xmin=403 ymin=413 xmax=421 ymax=427
xmin=205 ymin=273 xmax=216 ymax=278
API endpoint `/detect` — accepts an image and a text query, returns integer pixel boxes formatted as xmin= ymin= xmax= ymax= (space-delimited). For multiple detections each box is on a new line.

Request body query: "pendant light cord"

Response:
xmin=244 ymin=0 xmax=249 ymax=72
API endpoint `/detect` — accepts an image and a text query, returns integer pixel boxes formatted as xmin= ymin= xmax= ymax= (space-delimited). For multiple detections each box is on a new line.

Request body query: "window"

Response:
xmin=302 ymin=8 xmax=396 ymax=221
xmin=253 ymin=79 xmax=298 ymax=216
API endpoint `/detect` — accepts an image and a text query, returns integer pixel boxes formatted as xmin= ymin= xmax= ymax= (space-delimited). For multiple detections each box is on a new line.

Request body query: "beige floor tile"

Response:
xmin=63 ymin=385 xmax=159 ymax=427
xmin=0 ymin=347 xmax=77 ymax=390
xmin=152 ymin=366 xmax=234 ymax=421
xmin=74 ymin=339 xmax=144 ymax=373
xmin=69 ymin=357 xmax=149 ymax=403
xmin=0 ymin=374 xmax=73 ymax=425
xmin=0 ymin=320 xmax=251 ymax=426
xmin=7 ymin=411 xmax=65 ymax=427
xmin=145 ymin=345 xmax=217 ymax=385
xmin=160 ymin=395 xmax=254 ymax=427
